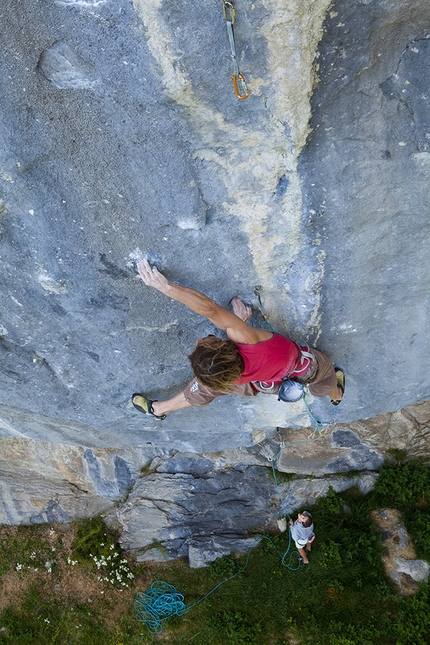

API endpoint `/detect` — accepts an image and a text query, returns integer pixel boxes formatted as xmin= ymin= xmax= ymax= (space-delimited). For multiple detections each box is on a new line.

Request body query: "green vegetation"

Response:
xmin=0 ymin=459 xmax=429 ymax=644
xmin=72 ymin=515 xmax=135 ymax=587
xmin=374 ymin=459 xmax=430 ymax=560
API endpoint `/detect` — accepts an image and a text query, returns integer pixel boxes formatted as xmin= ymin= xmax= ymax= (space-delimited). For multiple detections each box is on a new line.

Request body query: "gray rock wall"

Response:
xmin=0 ymin=436 xmax=165 ymax=524
xmin=0 ymin=0 xmax=333 ymax=452
xmin=299 ymin=0 xmax=430 ymax=423
xmin=1 ymin=400 xmax=428 ymax=567
xmin=1 ymin=0 xmax=429 ymax=452
xmin=1 ymin=0 xmax=430 ymax=563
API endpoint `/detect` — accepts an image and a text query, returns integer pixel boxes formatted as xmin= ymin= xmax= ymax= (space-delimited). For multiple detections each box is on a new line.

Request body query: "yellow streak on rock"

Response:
xmin=132 ymin=0 xmax=331 ymax=331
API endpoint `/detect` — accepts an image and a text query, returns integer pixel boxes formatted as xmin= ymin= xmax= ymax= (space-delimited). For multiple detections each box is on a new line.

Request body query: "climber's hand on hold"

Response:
xmin=137 ymin=259 xmax=170 ymax=294
xmin=136 ymin=259 xmax=271 ymax=345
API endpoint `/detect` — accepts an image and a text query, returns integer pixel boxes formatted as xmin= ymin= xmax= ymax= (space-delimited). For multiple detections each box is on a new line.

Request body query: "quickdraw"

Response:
xmin=222 ymin=0 xmax=250 ymax=100
xmin=254 ymin=285 xmax=273 ymax=330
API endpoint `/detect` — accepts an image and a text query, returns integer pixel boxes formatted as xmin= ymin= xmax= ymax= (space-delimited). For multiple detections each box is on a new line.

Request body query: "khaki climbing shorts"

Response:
xmin=297 ymin=347 xmax=337 ymax=397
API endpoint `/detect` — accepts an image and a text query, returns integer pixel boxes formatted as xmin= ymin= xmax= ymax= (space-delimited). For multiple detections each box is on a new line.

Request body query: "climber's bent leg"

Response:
xmin=151 ymin=392 xmax=192 ymax=417
xmin=150 ymin=379 xmax=258 ymax=417
xmin=302 ymin=348 xmax=342 ymax=401
xmin=181 ymin=379 xmax=258 ymax=407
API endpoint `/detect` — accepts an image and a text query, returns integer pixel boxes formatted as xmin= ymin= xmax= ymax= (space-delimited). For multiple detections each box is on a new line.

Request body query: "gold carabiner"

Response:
xmin=232 ymin=73 xmax=250 ymax=100
xmin=222 ymin=0 xmax=235 ymax=23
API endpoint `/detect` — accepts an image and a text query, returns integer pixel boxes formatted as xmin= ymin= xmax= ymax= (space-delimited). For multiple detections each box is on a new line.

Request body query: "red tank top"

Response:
xmin=235 ymin=333 xmax=300 ymax=384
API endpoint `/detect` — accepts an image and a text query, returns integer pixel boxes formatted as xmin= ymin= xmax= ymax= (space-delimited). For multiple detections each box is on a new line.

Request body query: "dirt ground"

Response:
xmin=0 ymin=522 xmax=153 ymax=626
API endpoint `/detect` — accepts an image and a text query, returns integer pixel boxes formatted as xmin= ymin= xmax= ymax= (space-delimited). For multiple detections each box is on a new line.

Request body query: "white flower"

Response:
xmin=16 ymin=563 xmax=22 ymax=571
xmin=44 ymin=618 xmax=50 ymax=624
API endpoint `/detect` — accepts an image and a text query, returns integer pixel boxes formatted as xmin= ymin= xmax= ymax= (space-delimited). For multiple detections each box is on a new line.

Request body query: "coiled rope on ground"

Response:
xmin=135 ymin=533 xmax=299 ymax=634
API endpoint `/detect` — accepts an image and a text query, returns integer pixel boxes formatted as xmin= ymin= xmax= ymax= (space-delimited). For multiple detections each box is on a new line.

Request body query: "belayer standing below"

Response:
xmin=289 ymin=512 xmax=315 ymax=564
xmin=132 ymin=260 xmax=345 ymax=420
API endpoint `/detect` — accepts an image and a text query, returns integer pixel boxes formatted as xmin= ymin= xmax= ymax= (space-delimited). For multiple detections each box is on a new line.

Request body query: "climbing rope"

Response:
xmin=135 ymin=534 xmax=299 ymax=634
xmin=222 ymin=0 xmax=250 ymax=99
xmin=134 ymin=288 xmax=330 ymax=636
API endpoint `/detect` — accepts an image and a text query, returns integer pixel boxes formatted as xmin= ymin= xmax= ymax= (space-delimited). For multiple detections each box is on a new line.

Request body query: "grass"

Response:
xmin=0 ymin=460 xmax=429 ymax=644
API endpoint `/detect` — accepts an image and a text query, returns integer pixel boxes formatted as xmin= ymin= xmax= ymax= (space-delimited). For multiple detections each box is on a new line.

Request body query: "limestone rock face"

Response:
xmin=0 ymin=400 xmax=428 ymax=567
xmin=113 ymin=451 xmax=378 ymax=567
xmin=0 ymin=0 xmax=331 ymax=451
xmin=0 ymin=436 xmax=165 ymax=524
xmin=299 ymin=0 xmax=430 ymax=423
xmin=1 ymin=0 xmax=430 ymax=567
xmin=1 ymin=0 xmax=429 ymax=454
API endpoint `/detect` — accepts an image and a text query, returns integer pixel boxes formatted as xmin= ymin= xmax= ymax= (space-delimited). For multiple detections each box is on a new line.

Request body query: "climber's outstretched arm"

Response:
xmin=137 ymin=259 xmax=271 ymax=345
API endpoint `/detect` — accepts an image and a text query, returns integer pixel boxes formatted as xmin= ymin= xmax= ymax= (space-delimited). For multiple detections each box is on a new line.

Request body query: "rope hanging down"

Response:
xmin=134 ymin=287 xmax=330 ymax=635
xmin=222 ymin=0 xmax=250 ymax=99
xmin=135 ymin=533 xmax=299 ymax=635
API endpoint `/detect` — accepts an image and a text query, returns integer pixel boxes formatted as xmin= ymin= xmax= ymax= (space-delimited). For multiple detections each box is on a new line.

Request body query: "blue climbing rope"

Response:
xmin=135 ymin=533 xmax=299 ymax=634
xmin=134 ymin=291 xmax=329 ymax=635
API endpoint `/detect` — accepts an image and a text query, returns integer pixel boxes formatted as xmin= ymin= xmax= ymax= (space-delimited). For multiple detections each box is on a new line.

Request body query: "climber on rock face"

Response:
xmin=132 ymin=259 xmax=344 ymax=420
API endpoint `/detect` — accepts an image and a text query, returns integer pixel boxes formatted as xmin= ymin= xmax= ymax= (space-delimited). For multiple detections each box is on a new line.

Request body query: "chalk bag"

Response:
xmin=277 ymin=379 xmax=304 ymax=403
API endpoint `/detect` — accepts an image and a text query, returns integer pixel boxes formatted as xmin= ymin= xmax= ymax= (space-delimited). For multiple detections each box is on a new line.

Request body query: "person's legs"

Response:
xmin=152 ymin=392 xmax=192 ymax=416
xmin=303 ymin=348 xmax=344 ymax=403
xmin=329 ymin=368 xmax=345 ymax=405
xmin=328 ymin=382 xmax=343 ymax=403
xmin=134 ymin=379 xmax=258 ymax=418
xmin=297 ymin=547 xmax=309 ymax=564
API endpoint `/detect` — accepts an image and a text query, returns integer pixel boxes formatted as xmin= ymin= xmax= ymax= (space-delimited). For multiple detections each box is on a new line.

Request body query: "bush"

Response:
xmin=394 ymin=582 xmax=430 ymax=645
xmin=317 ymin=486 xmax=345 ymax=515
xmin=209 ymin=554 xmax=240 ymax=580
xmin=71 ymin=516 xmax=134 ymax=588
xmin=375 ymin=461 xmax=430 ymax=506
xmin=209 ymin=611 xmax=262 ymax=645
xmin=374 ymin=460 xmax=430 ymax=559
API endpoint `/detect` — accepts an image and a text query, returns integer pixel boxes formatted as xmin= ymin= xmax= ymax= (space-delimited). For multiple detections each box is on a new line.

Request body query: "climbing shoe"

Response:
xmin=132 ymin=393 xmax=166 ymax=420
xmin=330 ymin=368 xmax=345 ymax=406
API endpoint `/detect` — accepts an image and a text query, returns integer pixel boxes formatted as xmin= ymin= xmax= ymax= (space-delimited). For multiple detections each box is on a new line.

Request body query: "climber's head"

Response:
xmin=188 ymin=336 xmax=244 ymax=392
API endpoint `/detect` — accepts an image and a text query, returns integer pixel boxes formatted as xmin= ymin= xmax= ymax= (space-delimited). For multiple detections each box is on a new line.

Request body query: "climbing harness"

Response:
xmin=253 ymin=285 xmax=328 ymax=433
xmin=135 ymin=533 xmax=299 ymax=635
xmin=222 ymin=0 xmax=250 ymax=99
xmin=277 ymin=342 xmax=314 ymax=403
